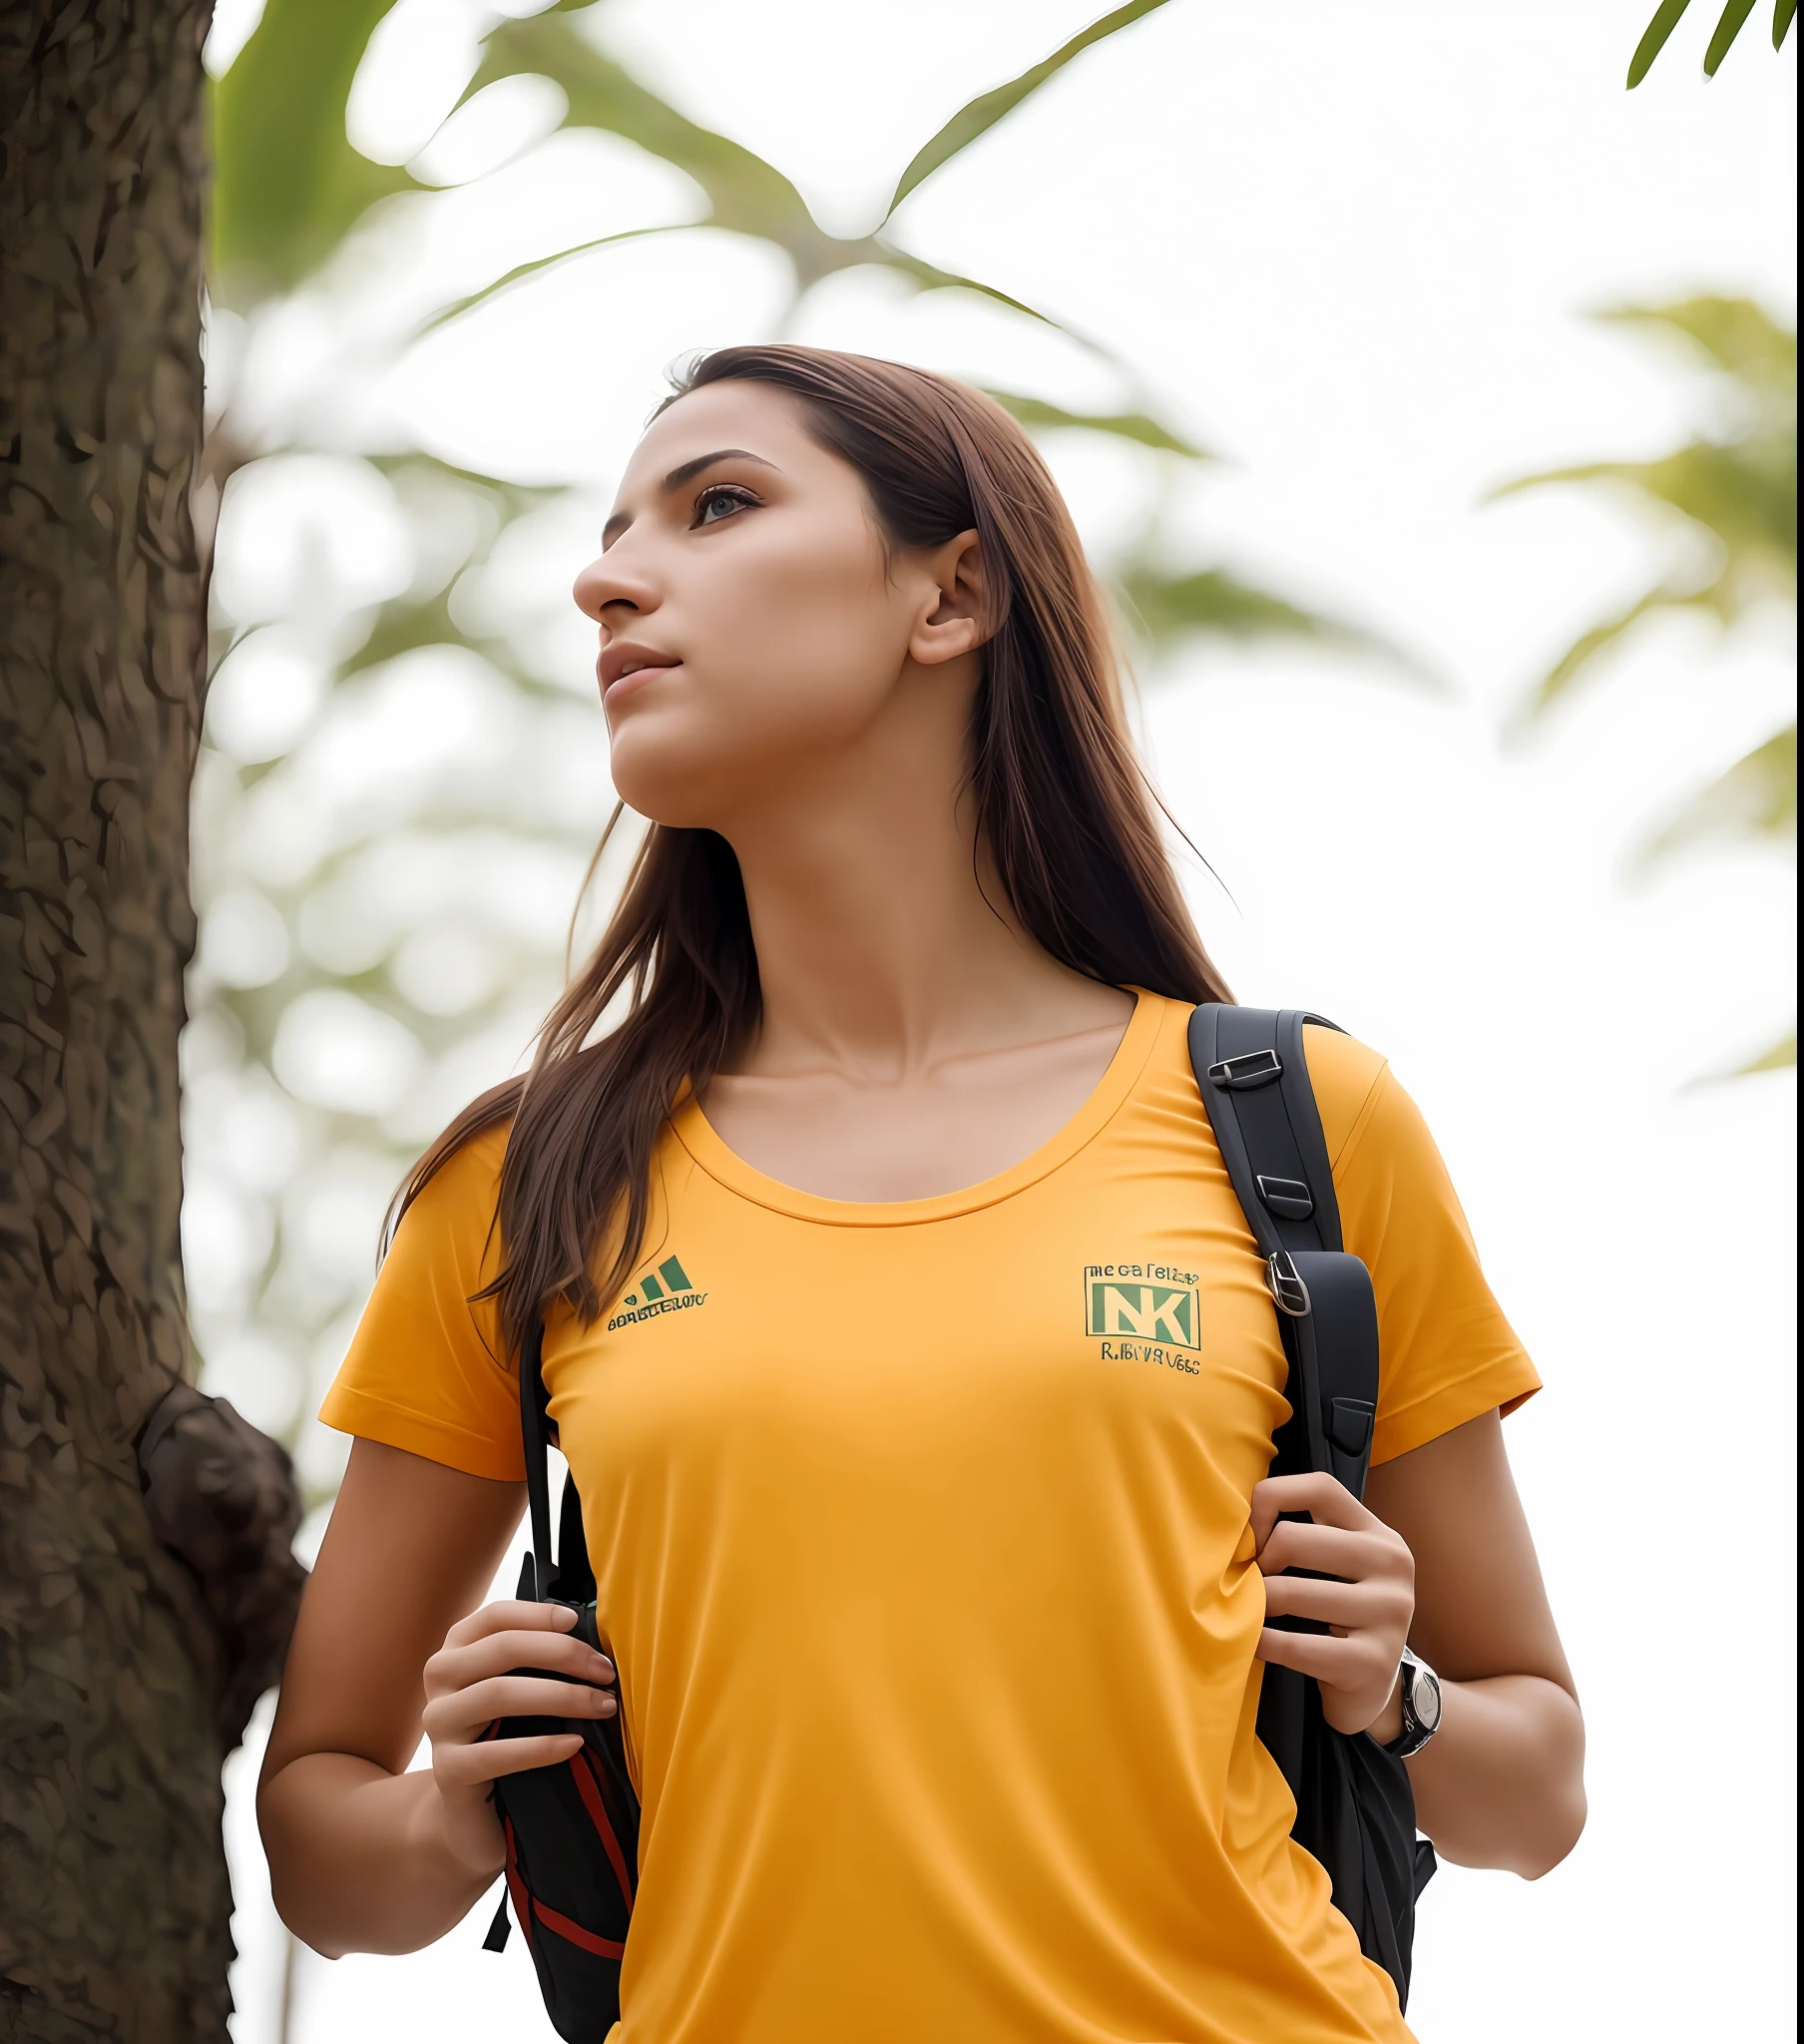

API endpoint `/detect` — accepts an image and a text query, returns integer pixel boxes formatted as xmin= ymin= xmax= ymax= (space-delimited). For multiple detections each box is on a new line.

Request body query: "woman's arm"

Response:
xmin=258 ymin=1438 xmax=618 ymax=1956
xmin=1365 ymin=1408 xmax=1585 ymax=1876
xmin=1255 ymin=1408 xmax=1584 ymax=1881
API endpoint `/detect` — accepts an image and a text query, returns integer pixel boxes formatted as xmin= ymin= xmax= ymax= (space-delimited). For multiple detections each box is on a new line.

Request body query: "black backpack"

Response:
xmin=478 ymin=1318 xmax=637 ymax=2038
xmin=482 ymin=1003 xmax=1434 ymax=2027
xmin=1188 ymin=1005 xmax=1437 ymax=2008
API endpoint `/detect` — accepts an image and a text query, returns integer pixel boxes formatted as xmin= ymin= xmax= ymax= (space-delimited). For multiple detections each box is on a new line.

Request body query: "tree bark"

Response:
xmin=0 ymin=4 xmax=236 ymax=2038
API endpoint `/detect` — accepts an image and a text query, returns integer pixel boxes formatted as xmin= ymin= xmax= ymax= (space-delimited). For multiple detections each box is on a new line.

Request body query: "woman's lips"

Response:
xmin=598 ymin=653 xmax=680 ymax=708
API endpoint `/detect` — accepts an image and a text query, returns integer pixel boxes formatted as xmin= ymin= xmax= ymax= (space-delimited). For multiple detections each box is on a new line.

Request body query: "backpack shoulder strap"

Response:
xmin=515 ymin=1315 xmax=596 ymax=1605
xmin=1185 ymin=1005 xmax=1344 ymax=1256
xmin=1187 ymin=1004 xmax=1379 ymax=1498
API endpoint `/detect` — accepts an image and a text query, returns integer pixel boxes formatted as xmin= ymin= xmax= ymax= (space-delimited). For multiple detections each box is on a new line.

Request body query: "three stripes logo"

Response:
xmin=607 ymin=1255 xmax=708 ymax=1331
xmin=1085 ymin=1263 xmax=1201 ymax=1357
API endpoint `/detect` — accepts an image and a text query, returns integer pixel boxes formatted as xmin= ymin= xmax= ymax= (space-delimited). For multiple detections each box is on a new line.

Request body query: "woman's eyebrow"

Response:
xmin=602 ymin=448 xmax=782 ymax=544
xmin=663 ymin=447 xmax=781 ymax=491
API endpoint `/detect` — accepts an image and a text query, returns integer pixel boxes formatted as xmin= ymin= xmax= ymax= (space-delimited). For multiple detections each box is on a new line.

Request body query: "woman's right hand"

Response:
xmin=420 ymin=1598 xmax=618 ymax=1877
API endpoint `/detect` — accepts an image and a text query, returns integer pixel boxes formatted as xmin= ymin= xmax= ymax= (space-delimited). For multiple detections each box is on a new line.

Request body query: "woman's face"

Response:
xmin=574 ymin=381 xmax=972 ymax=830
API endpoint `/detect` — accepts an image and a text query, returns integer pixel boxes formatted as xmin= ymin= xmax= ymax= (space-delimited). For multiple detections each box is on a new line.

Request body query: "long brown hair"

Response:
xmin=391 ymin=345 xmax=1230 ymax=1362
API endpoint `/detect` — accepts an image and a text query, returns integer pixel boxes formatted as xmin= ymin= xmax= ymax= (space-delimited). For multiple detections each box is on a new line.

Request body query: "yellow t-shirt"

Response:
xmin=322 ymin=992 xmax=1539 ymax=2043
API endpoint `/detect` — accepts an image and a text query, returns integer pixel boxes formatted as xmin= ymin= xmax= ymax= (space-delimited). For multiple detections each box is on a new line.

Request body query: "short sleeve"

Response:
xmin=317 ymin=1125 xmax=526 ymax=1481
xmin=1302 ymin=1027 xmax=1541 ymax=1465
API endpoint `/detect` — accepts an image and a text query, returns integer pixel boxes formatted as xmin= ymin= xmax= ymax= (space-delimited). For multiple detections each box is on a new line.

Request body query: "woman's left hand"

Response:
xmin=1252 ymin=1471 xmax=1416 ymax=1737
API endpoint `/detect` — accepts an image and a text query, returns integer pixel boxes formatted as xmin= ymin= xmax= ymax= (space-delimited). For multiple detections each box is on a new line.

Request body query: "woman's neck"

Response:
xmin=717 ymin=668 xmax=1127 ymax=1084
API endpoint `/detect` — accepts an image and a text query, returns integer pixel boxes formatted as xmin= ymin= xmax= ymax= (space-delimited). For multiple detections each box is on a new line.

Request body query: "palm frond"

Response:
xmin=1628 ymin=0 xmax=1785 ymax=78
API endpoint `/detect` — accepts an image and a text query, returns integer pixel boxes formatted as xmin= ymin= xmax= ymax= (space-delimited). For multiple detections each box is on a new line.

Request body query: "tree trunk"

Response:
xmin=0 ymin=5 xmax=235 ymax=2038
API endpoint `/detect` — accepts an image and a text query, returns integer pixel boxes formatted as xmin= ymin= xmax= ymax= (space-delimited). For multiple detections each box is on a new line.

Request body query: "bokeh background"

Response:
xmin=189 ymin=2 xmax=1797 ymax=2037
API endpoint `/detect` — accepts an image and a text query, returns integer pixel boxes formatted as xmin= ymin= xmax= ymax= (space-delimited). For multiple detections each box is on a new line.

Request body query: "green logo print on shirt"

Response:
xmin=1084 ymin=1265 xmax=1200 ymax=1350
xmin=608 ymin=1255 xmax=708 ymax=1331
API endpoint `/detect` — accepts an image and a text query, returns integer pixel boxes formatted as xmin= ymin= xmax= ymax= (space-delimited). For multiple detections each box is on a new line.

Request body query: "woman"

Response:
xmin=260 ymin=347 xmax=1585 ymax=2042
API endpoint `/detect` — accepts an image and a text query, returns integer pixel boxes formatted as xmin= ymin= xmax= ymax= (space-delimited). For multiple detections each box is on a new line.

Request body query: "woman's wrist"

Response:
xmin=1367 ymin=1666 xmax=1405 ymax=1747
xmin=407 ymin=1763 xmax=504 ymax=1882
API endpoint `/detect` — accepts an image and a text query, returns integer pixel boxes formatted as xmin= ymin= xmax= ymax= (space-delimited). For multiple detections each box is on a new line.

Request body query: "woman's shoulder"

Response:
xmin=1298 ymin=1022 xmax=1391 ymax=1174
xmin=322 ymin=1114 xmax=522 ymax=1479
xmin=395 ymin=1119 xmax=511 ymax=1248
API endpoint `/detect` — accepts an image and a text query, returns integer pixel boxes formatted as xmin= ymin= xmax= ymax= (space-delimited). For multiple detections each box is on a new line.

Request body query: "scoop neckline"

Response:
xmin=669 ymin=988 xmax=1166 ymax=1226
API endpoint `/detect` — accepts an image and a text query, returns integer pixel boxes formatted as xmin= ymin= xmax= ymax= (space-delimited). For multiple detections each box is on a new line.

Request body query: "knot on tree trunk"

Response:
xmin=136 ymin=1380 xmax=308 ymax=1751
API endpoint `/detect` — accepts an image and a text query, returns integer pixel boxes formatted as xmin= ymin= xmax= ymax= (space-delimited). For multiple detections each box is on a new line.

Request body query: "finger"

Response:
xmin=1256 ymin=1626 xmax=1369 ymax=1686
xmin=1258 ymin=1632 xmax=1402 ymax=1735
xmin=426 ymin=1675 xmax=619 ymax=1742
xmin=429 ymin=1631 xmax=615 ymax=1698
xmin=1250 ymin=1472 xmax=1375 ymax=1546
xmin=439 ymin=1733 xmax=585 ymax=1786
xmin=443 ymin=1600 xmax=580 ymax=1651
xmin=1256 ymin=1520 xmax=1398 ymax=1581
xmin=1262 ymin=1573 xmax=1409 ymax=1630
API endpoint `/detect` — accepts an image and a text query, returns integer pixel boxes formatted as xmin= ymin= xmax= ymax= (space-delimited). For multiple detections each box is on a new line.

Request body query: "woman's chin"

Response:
xmin=608 ymin=764 xmax=734 ymax=834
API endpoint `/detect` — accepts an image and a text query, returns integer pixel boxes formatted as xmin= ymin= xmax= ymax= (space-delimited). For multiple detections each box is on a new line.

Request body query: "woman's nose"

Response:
xmin=574 ymin=548 xmax=660 ymax=626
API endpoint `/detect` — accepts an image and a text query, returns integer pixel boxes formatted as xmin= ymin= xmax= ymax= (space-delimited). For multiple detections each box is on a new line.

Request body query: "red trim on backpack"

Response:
xmin=502 ymin=1816 xmax=533 ymax=1954
xmin=570 ymin=1750 xmax=636 ymax=1905
xmin=530 ymin=1893 xmax=628 ymax=1960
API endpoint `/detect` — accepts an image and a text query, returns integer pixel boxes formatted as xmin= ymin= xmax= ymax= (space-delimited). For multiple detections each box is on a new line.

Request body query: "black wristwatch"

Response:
xmin=1382 ymin=1647 xmax=1443 ymax=1760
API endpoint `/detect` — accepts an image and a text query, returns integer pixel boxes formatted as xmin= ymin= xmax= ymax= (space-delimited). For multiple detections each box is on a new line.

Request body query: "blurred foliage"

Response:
xmin=212 ymin=0 xmax=412 ymax=289
xmin=1494 ymin=299 xmax=1794 ymax=717
xmin=193 ymin=0 xmax=1421 ymax=1493
xmin=1493 ymin=296 xmax=1796 ymax=1073
xmin=1628 ymin=0 xmax=1795 ymax=86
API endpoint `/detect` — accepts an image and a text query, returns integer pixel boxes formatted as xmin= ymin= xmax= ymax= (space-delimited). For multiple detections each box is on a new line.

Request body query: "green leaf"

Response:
xmin=409 ymin=225 xmax=696 ymax=340
xmin=1505 ymin=582 xmax=1707 ymax=723
xmin=1116 ymin=563 xmax=1442 ymax=686
xmin=1494 ymin=444 xmax=1796 ymax=576
xmin=211 ymin=0 xmax=414 ymax=295
xmin=984 ymin=388 xmax=1212 ymax=459
xmin=1737 ymin=1027 xmax=1798 ymax=1071
xmin=1628 ymin=0 xmax=1694 ymax=84
xmin=1637 ymin=722 xmax=1798 ymax=864
xmin=1703 ymin=0 xmax=1759 ymax=71
xmin=1777 ymin=0 xmax=1798 ymax=49
xmin=1689 ymin=1023 xmax=1797 ymax=1081
xmin=473 ymin=9 xmax=842 ymax=280
xmin=1495 ymin=295 xmax=1796 ymax=743
xmin=470 ymin=10 xmax=1134 ymax=366
xmin=871 ymin=251 xmax=1121 ymax=358
xmin=1594 ymin=295 xmax=1797 ymax=390
xmin=884 ymin=0 xmax=1174 ymax=218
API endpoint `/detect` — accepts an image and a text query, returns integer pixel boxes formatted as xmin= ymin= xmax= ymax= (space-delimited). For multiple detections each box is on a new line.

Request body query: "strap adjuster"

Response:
xmin=1266 ymin=1251 xmax=1311 ymax=1316
xmin=1207 ymin=1048 xmax=1282 ymax=1090
xmin=1256 ymin=1173 xmax=1314 ymax=1221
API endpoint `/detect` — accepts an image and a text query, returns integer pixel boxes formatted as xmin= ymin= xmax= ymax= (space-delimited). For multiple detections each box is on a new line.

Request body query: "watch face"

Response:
xmin=1413 ymin=1666 xmax=1443 ymax=1735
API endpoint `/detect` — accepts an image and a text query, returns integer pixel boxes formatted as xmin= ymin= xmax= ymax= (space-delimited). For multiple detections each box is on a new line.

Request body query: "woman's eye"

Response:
xmin=694 ymin=486 xmax=755 ymax=527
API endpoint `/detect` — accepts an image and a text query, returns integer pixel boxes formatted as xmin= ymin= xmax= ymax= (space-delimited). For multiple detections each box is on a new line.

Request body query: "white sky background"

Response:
xmin=216 ymin=2 xmax=1797 ymax=2038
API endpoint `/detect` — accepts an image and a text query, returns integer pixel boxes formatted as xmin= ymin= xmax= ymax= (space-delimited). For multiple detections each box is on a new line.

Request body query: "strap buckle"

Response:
xmin=1207 ymin=1048 xmax=1282 ymax=1090
xmin=1256 ymin=1173 xmax=1314 ymax=1221
xmin=1266 ymin=1251 xmax=1311 ymax=1316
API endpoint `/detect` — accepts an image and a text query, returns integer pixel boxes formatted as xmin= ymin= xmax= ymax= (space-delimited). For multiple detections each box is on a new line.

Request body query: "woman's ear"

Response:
xmin=907 ymin=529 xmax=990 ymax=669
